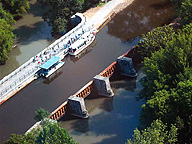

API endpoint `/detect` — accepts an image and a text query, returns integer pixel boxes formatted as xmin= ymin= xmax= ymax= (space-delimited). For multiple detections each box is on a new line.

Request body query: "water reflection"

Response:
xmin=59 ymin=68 xmax=144 ymax=144
xmin=14 ymin=21 xmax=52 ymax=45
xmin=0 ymin=0 xmax=174 ymax=142
xmin=43 ymin=69 xmax=63 ymax=85
xmin=107 ymin=0 xmax=174 ymax=41
xmin=0 ymin=0 xmax=53 ymax=80
xmin=0 ymin=48 xmax=20 ymax=79
xmin=70 ymin=40 xmax=97 ymax=63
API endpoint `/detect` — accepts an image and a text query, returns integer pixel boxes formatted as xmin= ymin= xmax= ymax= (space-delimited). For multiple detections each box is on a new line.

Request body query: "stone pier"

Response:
xmin=68 ymin=95 xmax=89 ymax=118
xmin=93 ymin=75 xmax=114 ymax=97
xmin=117 ymin=56 xmax=137 ymax=77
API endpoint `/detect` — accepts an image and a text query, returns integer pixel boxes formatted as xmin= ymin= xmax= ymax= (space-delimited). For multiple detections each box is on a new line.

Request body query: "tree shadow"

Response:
xmin=0 ymin=47 xmax=21 ymax=79
xmin=13 ymin=21 xmax=52 ymax=46
xmin=150 ymin=0 xmax=174 ymax=9
xmin=28 ymin=1 xmax=44 ymax=17
xmin=107 ymin=0 xmax=174 ymax=41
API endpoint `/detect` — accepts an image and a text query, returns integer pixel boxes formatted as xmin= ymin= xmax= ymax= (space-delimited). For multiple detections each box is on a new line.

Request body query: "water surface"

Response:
xmin=0 ymin=0 xmax=174 ymax=143
xmin=0 ymin=0 xmax=53 ymax=79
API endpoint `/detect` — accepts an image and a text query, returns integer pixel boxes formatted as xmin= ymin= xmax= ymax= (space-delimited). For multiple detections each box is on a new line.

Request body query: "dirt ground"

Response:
xmin=83 ymin=0 xmax=134 ymax=20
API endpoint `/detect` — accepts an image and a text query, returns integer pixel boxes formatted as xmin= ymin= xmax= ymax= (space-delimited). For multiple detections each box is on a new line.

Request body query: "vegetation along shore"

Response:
xmin=1 ymin=0 xmax=192 ymax=143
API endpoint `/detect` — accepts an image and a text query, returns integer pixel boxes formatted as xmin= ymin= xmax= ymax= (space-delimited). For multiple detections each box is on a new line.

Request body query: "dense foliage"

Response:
xmin=127 ymin=119 xmax=178 ymax=144
xmin=5 ymin=115 xmax=76 ymax=144
xmin=128 ymin=0 xmax=192 ymax=142
xmin=137 ymin=26 xmax=175 ymax=57
xmin=4 ymin=131 xmax=37 ymax=144
xmin=37 ymin=0 xmax=82 ymax=34
xmin=1 ymin=0 xmax=30 ymax=18
xmin=37 ymin=0 xmax=100 ymax=34
xmin=172 ymin=0 xmax=192 ymax=25
xmin=34 ymin=108 xmax=50 ymax=122
xmin=36 ymin=121 xmax=76 ymax=144
xmin=139 ymin=24 xmax=192 ymax=100
xmin=0 ymin=19 xmax=15 ymax=64
xmin=0 ymin=3 xmax=15 ymax=25
xmin=133 ymin=22 xmax=192 ymax=143
xmin=0 ymin=0 xmax=30 ymax=64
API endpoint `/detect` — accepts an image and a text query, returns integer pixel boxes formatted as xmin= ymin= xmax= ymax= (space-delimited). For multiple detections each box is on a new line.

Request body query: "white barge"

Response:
xmin=39 ymin=56 xmax=65 ymax=78
xmin=69 ymin=32 xmax=95 ymax=57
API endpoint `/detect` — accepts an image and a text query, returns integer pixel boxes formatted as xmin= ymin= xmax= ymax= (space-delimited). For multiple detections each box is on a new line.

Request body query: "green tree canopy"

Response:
xmin=139 ymin=24 xmax=192 ymax=100
xmin=137 ymin=26 xmax=175 ymax=58
xmin=38 ymin=0 xmax=82 ymax=34
xmin=1 ymin=0 xmax=30 ymax=18
xmin=34 ymin=108 xmax=50 ymax=122
xmin=5 ymin=120 xmax=76 ymax=144
xmin=38 ymin=0 xmax=101 ymax=34
xmin=139 ymin=80 xmax=192 ymax=143
xmin=127 ymin=119 xmax=178 ymax=144
xmin=4 ymin=130 xmax=37 ymax=144
xmin=138 ymin=23 xmax=192 ymax=143
xmin=176 ymin=0 xmax=192 ymax=25
xmin=36 ymin=121 xmax=76 ymax=144
xmin=0 ymin=3 xmax=15 ymax=25
xmin=0 ymin=19 xmax=14 ymax=64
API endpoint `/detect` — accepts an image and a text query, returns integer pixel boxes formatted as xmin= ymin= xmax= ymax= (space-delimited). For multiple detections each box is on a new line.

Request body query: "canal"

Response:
xmin=0 ymin=0 xmax=174 ymax=143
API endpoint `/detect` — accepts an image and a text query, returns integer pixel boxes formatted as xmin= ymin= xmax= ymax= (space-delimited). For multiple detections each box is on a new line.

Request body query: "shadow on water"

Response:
xmin=70 ymin=39 xmax=97 ymax=63
xmin=28 ymin=0 xmax=44 ymax=17
xmin=43 ymin=69 xmax=63 ymax=85
xmin=13 ymin=21 xmax=52 ymax=46
xmin=0 ymin=0 xmax=174 ymax=143
xmin=0 ymin=0 xmax=53 ymax=79
xmin=107 ymin=0 xmax=174 ymax=41
xmin=59 ymin=68 xmax=144 ymax=144
xmin=150 ymin=0 xmax=174 ymax=9
xmin=0 ymin=48 xmax=21 ymax=79
xmin=58 ymin=60 xmax=144 ymax=144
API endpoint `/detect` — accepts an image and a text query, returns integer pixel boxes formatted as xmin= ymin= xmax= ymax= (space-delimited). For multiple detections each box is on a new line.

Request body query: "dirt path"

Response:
xmin=83 ymin=0 xmax=135 ymax=21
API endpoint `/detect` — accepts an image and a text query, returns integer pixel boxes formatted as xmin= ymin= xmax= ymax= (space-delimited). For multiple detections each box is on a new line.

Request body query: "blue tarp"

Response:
xmin=40 ymin=56 xmax=60 ymax=70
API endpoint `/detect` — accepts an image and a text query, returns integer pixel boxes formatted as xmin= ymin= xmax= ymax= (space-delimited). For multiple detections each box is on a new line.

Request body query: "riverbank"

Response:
xmin=83 ymin=0 xmax=134 ymax=30
xmin=0 ymin=0 xmax=135 ymax=106
xmin=0 ymin=0 xmax=175 ymax=143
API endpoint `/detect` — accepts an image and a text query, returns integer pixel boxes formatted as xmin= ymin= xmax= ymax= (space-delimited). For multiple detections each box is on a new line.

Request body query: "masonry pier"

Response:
xmin=117 ymin=56 xmax=137 ymax=77
xmin=93 ymin=75 xmax=114 ymax=97
xmin=68 ymin=95 xmax=89 ymax=118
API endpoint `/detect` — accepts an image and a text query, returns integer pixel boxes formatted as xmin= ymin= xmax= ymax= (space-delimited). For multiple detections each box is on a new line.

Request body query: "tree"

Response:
xmin=0 ymin=19 xmax=14 ymax=64
xmin=0 ymin=3 xmax=15 ymax=25
xmin=35 ymin=121 xmax=76 ymax=144
xmin=38 ymin=0 xmax=82 ymax=34
xmin=5 ymin=111 xmax=77 ymax=144
xmin=1 ymin=0 xmax=30 ymax=18
xmin=137 ymin=26 xmax=175 ymax=58
xmin=139 ymin=80 xmax=192 ymax=143
xmin=138 ymin=23 xmax=192 ymax=143
xmin=4 ymin=131 xmax=37 ymax=144
xmin=175 ymin=0 xmax=192 ymax=25
xmin=139 ymin=24 xmax=192 ymax=100
xmin=127 ymin=119 xmax=178 ymax=144
xmin=34 ymin=108 xmax=50 ymax=122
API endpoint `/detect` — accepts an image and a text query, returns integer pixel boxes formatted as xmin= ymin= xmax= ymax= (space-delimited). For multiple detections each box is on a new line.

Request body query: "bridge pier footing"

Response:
xmin=117 ymin=56 xmax=137 ymax=77
xmin=68 ymin=95 xmax=89 ymax=118
xmin=93 ymin=75 xmax=114 ymax=97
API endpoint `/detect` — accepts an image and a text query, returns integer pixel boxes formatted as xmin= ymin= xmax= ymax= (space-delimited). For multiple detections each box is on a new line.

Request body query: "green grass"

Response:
xmin=98 ymin=2 xmax=106 ymax=7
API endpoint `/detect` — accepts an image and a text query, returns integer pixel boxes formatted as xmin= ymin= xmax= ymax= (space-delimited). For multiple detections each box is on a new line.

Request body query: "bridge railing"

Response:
xmin=0 ymin=13 xmax=94 ymax=102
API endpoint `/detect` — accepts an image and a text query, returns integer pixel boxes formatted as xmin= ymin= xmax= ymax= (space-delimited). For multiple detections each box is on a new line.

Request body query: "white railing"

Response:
xmin=0 ymin=13 xmax=94 ymax=101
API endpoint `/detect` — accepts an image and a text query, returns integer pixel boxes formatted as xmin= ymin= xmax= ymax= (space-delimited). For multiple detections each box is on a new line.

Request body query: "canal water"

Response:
xmin=0 ymin=0 xmax=53 ymax=80
xmin=0 ymin=0 xmax=174 ymax=143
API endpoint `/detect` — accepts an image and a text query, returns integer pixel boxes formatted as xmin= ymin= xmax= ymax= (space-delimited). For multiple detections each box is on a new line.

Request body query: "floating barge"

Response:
xmin=39 ymin=56 xmax=65 ymax=78
xmin=69 ymin=32 xmax=96 ymax=57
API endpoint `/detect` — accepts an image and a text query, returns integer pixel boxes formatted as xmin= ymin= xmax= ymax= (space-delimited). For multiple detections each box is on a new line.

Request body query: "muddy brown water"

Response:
xmin=0 ymin=0 xmax=174 ymax=143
